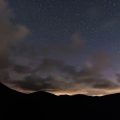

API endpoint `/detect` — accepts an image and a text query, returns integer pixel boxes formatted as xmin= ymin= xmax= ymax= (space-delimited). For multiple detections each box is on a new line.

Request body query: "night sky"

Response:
xmin=0 ymin=0 xmax=120 ymax=96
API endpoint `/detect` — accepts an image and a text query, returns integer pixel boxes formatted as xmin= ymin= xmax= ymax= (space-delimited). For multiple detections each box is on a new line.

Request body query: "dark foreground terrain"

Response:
xmin=0 ymin=83 xmax=119 ymax=118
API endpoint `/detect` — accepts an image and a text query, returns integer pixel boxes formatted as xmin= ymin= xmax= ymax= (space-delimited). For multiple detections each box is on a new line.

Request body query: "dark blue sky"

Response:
xmin=8 ymin=0 xmax=120 ymax=77
xmin=1 ymin=0 xmax=120 ymax=96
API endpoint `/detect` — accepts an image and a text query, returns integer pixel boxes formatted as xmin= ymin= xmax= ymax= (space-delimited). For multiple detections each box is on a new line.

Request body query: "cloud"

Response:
xmin=92 ymin=80 xmax=117 ymax=89
xmin=2 ymin=58 xmax=119 ymax=96
xmin=0 ymin=69 xmax=9 ymax=81
xmin=86 ymin=51 xmax=111 ymax=72
xmin=74 ymin=67 xmax=118 ymax=89
xmin=36 ymin=32 xmax=85 ymax=57
xmin=0 ymin=0 xmax=119 ymax=96
xmin=13 ymin=64 xmax=31 ymax=74
xmin=7 ymin=76 xmax=58 ymax=91
xmin=0 ymin=0 xmax=29 ymax=69
xmin=71 ymin=32 xmax=85 ymax=49
xmin=116 ymin=74 xmax=120 ymax=83
xmin=37 ymin=58 xmax=75 ymax=73
xmin=0 ymin=0 xmax=12 ymax=18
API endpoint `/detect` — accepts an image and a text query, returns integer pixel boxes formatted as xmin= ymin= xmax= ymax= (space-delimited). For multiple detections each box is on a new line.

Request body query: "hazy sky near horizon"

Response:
xmin=0 ymin=0 xmax=120 ymax=96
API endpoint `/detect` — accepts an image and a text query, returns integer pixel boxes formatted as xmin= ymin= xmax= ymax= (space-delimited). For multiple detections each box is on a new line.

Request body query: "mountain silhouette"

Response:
xmin=0 ymin=83 xmax=56 ymax=99
xmin=1 ymin=82 xmax=120 ymax=99
xmin=1 ymin=82 xmax=120 ymax=115
xmin=0 ymin=83 xmax=120 ymax=108
xmin=0 ymin=83 xmax=25 ymax=98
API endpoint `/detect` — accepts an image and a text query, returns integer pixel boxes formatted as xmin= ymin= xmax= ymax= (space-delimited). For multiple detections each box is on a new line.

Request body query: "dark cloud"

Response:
xmin=71 ymin=32 xmax=85 ymax=49
xmin=92 ymin=80 xmax=117 ymax=89
xmin=116 ymin=74 xmax=120 ymax=83
xmin=75 ymin=68 xmax=101 ymax=84
xmin=2 ymin=58 xmax=119 ymax=96
xmin=13 ymin=64 xmax=31 ymax=74
xmin=0 ymin=0 xmax=29 ymax=69
xmin=0 ymin=69 xmax=9 ymax=81
xmin=34 ymin=32 xmax=85 ymax=57
xmin=75 ymin=67 xmax=118 ymax=88
xmin=32 ymin=58 xmax=75 ymax=75
xmin=7 ymin=76 xmax=58 ymax=91
xmin=86 ymin=51 xmax=111 ymax=72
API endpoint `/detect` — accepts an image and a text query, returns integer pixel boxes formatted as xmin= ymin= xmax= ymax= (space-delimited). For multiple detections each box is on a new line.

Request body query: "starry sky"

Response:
xmin=10 ymin=0 xmax=120 ymax=70
xmin=0 ymin=0 xmax=120 ymax=96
